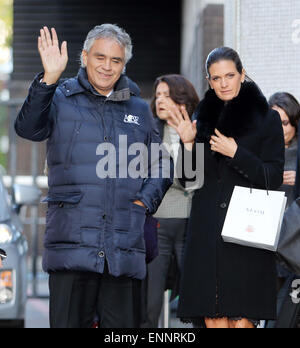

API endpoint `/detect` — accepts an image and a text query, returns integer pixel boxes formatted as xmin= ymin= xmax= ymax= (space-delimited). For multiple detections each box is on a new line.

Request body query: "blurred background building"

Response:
xmin=0 ymin=0 xmax=12 ymax=172
xmin=225 ymin=0 xmax=300 ymax=103
xmin=11 ymin=0 xmax=182 ymax=99
xmin=0 ymin=0 xmax=299 ymax=288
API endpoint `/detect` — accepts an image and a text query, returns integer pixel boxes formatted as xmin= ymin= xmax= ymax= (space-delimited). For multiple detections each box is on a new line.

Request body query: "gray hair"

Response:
xmin=81 ymin=24 xmax=133 ymax=67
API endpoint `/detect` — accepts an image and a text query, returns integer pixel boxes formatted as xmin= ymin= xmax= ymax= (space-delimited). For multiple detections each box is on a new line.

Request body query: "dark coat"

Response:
xmin=15 ymin=68 xmax=173 ymax=280
xmin=177 ymin=82 xmax=285 ymax=321
xmin=294 ymin=129 xmax=300 ymax=200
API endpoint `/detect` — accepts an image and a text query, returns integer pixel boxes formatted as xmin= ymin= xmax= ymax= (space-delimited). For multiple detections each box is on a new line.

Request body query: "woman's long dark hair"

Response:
xmin=269 ymin=92 xmax=300 ymax=130
xmin=206 ymin=47 xmax=253 ymax=82
xmin=151 ymin=74 xmax=200 ymax=119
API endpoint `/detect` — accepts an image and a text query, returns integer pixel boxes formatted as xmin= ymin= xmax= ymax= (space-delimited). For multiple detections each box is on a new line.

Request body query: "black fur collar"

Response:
xmin=194 ymin=82 xmax=269 ymax=142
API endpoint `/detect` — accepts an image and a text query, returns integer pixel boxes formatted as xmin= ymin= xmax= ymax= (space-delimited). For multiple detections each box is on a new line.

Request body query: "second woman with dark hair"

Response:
xmin=142 ymin=75 xmax=199 ymax=328
xmin=167 ymin=47 xmax=285 ymax=328
xmin=269 ymin=92 xmax=300 ymax=207
xmin=267 ymin=92 xmax=300 ymax=328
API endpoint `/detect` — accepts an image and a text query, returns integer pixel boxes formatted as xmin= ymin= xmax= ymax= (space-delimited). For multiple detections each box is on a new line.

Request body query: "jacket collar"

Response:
xmin=194 ymin=81 xmax=270 ymax=142
xmin=61 ymin=68 xmax=140 ymax=101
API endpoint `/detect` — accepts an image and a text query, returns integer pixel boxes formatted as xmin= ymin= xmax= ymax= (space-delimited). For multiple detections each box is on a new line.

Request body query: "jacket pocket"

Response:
xmin=64 ymin=121 xmax=82 ymax=170
xmin=114 ymin=202 xmax=146 ymax=252
xmin=44 ymin=192 xmax=83 ymax=246
xmin=114 ymin=231 xmax=146 ymax=253
xmin=113 ymin=209 xmax=131 ymax=231
xmin=130 ymin=202 xmax=147 ymax=234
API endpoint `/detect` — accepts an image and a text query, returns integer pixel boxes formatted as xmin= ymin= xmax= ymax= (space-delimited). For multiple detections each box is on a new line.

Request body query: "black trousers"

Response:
xmin=49 ymin=266 xmax=142 ymax=328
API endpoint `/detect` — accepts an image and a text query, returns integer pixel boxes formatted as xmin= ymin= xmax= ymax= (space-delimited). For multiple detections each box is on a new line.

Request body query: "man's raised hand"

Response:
xmin=38 ymin=27 xmax=68 ymax=85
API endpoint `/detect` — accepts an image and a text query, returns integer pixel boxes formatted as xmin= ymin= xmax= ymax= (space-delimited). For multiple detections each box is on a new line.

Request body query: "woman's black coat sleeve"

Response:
xmin=228 ymin=109 xmax=285 ymax=190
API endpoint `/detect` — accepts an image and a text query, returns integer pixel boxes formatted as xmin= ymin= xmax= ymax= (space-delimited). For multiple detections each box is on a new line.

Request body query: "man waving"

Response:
xmin=15 ymin=24 xmax=172 ymax=328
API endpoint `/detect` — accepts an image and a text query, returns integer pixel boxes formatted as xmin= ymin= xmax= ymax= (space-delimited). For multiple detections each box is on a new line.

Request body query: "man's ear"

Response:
xmin=81 ymin=50 xmax=88 ymax=67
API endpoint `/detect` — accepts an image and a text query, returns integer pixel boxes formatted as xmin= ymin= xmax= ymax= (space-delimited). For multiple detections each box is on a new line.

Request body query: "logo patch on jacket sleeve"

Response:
xmin=124 ymin=114 xmax=140 ymax=126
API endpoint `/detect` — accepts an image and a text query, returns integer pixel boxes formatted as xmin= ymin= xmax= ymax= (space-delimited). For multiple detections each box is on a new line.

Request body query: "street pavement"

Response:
xmin=26 ymin=298 xmax=49 ymax=328
xmin=26 ymin=273 xmax=50 ymax=328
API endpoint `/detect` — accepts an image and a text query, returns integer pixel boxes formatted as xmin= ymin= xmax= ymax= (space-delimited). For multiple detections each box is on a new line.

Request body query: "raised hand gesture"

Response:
xmin=166 ymin=102 xmax=197 ymax=150
xmin=38 ymin=27 xmax=68 ymax=85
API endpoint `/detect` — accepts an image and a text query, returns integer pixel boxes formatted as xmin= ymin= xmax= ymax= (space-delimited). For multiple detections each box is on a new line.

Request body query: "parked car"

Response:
xmin=0 ymin=174 xmax=41 ymax=328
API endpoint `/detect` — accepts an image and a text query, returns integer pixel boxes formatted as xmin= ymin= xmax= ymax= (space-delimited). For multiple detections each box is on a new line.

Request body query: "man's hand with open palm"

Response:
xmin=38 ymin=26 xmax=68 ymax=85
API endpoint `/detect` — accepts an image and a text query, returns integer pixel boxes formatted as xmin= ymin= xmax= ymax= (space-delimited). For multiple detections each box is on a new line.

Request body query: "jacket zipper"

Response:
xmin=99 ymin=99 xmax=108 ymax=142
xmin=99 ymin=99 xmax=112 ymax=273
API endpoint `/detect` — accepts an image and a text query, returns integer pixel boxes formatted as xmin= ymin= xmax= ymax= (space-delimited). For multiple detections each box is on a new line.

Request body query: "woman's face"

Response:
xmin=207 ymin=60 xmax=246 ymax=102
xmin=155 ymin=82 xmax=181 ymax=121
xmin=272 ymin=105 xmax=296 ymax=146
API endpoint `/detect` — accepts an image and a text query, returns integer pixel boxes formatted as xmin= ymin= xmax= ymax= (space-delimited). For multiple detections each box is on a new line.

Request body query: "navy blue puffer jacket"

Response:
xmin=15 ymin=68 xmax=173 ymax=280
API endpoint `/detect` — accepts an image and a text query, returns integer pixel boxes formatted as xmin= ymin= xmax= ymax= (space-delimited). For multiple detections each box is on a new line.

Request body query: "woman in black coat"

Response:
xmin=167 ymin=47 xmax=285 ymax=328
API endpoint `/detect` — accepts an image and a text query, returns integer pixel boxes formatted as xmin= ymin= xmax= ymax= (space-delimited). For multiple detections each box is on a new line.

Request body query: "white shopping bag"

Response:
xmin=221 ymin=186 xmax=287 ymax=252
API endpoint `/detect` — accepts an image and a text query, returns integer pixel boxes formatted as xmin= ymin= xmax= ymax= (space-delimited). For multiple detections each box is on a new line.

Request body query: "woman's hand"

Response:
xmin=38 ymin=27 xmax=68 ymax=85
xmin=283 ymin=171 xmax=296 ymax=186
xmin=166 ymin=102 xmax=197 ymax=149
xmin=210 ymin=129 xmax=238 ymax=158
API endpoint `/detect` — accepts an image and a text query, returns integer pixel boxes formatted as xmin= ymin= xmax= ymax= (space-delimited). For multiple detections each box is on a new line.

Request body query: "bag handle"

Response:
xmin=263 ymin=166 xmax=270 ymax=196
xmin=250 ymin=166 xmax=270 ymax=196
